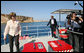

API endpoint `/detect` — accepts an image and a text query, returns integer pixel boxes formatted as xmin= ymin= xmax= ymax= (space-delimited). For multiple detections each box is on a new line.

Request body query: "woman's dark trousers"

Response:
xmin=9 ymin=35 xmax=19 ymax=52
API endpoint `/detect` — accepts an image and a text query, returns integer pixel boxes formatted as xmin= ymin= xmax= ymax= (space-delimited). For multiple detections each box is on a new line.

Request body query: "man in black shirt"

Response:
xmin=47 ymin=16 xmax=58 ymax=38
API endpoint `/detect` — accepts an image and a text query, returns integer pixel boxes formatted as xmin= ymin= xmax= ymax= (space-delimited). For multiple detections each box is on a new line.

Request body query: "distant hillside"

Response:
xmin=1 ymin=14 xmax=33 ymax=23
xmin=33 ymin=20 xmax=48 ymax=22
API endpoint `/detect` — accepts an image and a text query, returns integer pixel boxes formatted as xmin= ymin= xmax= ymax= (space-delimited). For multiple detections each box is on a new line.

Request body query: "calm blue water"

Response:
xmin=1 ymin=21 xmax=65 ymax=45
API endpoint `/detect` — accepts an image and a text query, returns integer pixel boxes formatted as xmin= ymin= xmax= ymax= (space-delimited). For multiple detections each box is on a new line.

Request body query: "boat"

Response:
xmin=1 ymin=9 xmax=83 ymax=52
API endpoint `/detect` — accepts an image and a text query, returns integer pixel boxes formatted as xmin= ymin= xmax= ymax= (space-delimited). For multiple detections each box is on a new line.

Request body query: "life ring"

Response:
xmin=59 ymin=29 xmax=67 ymax=34
xmin=59 ymin=35 xmax=69 ymax=39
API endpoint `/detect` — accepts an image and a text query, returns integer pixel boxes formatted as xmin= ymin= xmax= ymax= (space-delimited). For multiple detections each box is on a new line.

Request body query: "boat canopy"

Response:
xmin=51 ymin=9 xmax=83 ymax=15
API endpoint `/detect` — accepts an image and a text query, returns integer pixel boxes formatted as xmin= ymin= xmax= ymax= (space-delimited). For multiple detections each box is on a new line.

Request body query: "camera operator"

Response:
xmin=78 ymin=15 xmax=83 ymax=33
xmin=78 ymin=15 xmax=83 ymax=52
xmin=70 ymin=12 xmax=83 ymax=52
xmin=65 ymin=14 xmax=72 ymax=30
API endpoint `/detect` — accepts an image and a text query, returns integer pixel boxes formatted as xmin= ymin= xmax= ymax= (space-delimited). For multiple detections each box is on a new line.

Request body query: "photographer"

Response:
xmin=70 ymin=12 xmax=83 ymax=52
xmin=78 ymin=15 xmax=83 ymax=33
xmin=65 ymin=14 xmax=72 ymax=30
xmin=78 ymin=15 xmax=83 ymax=52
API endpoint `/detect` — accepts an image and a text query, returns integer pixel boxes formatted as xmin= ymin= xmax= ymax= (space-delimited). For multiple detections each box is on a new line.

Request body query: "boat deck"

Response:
xmin=1 ymin=35 xmax=59 ymax=52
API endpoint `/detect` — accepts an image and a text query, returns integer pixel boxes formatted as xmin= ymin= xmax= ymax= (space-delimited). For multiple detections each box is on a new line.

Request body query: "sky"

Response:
xmin=1 ymin=1 xmax=83 ymax=21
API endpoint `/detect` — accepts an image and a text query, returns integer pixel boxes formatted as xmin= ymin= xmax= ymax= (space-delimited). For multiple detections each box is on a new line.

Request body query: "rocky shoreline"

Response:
xmin=1 ymin=14 xmax=48 ymax=24
xmin=1 ymin=14 xmax=33 ymax=23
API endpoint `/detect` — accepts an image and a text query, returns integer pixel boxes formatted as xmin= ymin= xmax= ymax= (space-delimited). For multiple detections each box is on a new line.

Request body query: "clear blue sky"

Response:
xmin=1 ymin=1 xmax=83 ymax=21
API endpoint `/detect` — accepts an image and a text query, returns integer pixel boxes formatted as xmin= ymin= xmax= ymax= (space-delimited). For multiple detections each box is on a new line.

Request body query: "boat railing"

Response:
xmin=67 ymin=30 xmax=83 ymax=35
xmin=22 ymin=25 xmax=51 ymax=38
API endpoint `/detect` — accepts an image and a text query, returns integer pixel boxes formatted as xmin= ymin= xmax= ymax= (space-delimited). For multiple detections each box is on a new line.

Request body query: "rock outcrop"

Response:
xmin=1 ymin=14 xmax=33 ymax=23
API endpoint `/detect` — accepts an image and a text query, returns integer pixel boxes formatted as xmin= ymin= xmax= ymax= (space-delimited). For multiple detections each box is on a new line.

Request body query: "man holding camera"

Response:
xmin=69 ymin=12 xmax=83 ymax=52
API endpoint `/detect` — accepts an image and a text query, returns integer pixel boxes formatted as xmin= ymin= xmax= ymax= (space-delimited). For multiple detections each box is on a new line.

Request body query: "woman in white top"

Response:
xmin=4 ymin=12 xmax=21 ymax=52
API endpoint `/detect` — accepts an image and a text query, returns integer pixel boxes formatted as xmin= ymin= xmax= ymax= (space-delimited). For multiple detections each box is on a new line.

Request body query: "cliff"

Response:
xmin=1 ymin=14 xmax=33 ymax=23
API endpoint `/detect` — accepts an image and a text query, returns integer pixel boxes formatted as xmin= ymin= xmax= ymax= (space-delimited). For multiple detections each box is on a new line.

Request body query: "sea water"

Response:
xmin=1 ymin=21 xmax=65 ymax=45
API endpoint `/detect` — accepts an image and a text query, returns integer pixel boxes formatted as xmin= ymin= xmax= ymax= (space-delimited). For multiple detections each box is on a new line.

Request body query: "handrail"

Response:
xmin=67 ymin=30 xmax=83 ymax=35
xmin=23 ymin=33 xmax=37 ymax=35
xmin=23 ymin=28 xmax=50 ymax=31
xmin=38 ymin=32 xmax=50 ymax=34
xmin=22 ymin=31 xmax=49 ymax=35
xmin=22 ymin=25 xmax=48 ymax=27
xmin=22 ymin=25 xmax=51 ymax=38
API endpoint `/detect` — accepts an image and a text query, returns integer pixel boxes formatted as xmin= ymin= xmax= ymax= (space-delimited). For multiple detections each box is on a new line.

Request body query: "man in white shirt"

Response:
xmin=47 ymin=16 xmax=58 ymax=38
xmin=51 ymin=18 xmax=54 ymax=24
xmin=4 ymin=12 xmax=21 ymax=52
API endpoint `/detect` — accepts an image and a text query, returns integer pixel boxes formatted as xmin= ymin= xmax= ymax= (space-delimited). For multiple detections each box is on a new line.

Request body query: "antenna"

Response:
xmin=74 ymin=1 xmax=83 ymax=8
xmin=74 ymin=1 xmax=78 ymax=5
